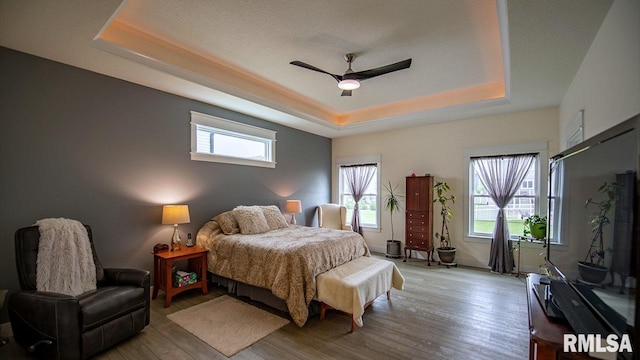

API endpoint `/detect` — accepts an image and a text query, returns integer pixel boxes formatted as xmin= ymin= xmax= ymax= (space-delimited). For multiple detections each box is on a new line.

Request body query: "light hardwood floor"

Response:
xmin=1 ymin=254 xmax=530 ymax=359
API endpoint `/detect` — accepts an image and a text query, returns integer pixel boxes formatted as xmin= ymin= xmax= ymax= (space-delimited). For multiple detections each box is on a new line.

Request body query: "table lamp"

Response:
xmin=162 ymin=205 xmax=190 ymax=251
xmin=285 ymin=200 xmax=302 ymax=225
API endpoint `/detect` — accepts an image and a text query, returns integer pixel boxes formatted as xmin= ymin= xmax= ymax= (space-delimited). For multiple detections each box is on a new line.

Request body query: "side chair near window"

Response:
xmin=9 ymin=220 xmax=150 ymax=359
xmin=317 ymin=203 xmax=353 ymax=231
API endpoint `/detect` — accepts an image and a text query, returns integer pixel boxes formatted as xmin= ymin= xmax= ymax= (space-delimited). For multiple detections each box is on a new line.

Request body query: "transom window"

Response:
xmin=190 ymin=111 xmax=276 ymax=168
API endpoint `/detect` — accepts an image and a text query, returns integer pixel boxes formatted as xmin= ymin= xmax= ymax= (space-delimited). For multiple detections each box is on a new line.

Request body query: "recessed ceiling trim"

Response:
xmin=93 ymin=20 xmax=339 ymax=126
xmin=336 ymin=96 xmax=512 ymax=133
xmin=92 ymin=7 xmax=510 ymax=130
xmin=341 ymin=82 xmax=506 ymax=125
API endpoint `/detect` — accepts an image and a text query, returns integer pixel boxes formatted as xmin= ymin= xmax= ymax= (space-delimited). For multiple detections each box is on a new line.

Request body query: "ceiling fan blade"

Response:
xmin=290 ymin=61 xmax=342 ymax=82
xmin=346 ymin=59 xmax=412 ymax=81
xmin=341 ymin=90 xmax=352 ymax=97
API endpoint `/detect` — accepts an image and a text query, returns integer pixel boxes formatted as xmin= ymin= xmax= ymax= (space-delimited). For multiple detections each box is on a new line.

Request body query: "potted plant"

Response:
xmin=383 ymin=180 xmax=403 ymax=258
xmin=433 ymin=181 xmax=457 ymax=267
xmin=578 ymin=182 xmax=620 ymax=284
xmin=523 ymin=214 xmax=547 ymax=240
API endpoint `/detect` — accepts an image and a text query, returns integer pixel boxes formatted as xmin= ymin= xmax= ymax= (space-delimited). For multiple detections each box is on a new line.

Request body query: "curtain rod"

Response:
xmin=470 ymin=152 xmax=538 ymax=160
xmin=339 ymin=163 xmax=377 ymax=168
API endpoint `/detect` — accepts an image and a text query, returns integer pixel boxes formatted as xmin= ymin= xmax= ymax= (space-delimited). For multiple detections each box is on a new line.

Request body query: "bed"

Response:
xmin=196 ymin=206 xmax=370 ymax=327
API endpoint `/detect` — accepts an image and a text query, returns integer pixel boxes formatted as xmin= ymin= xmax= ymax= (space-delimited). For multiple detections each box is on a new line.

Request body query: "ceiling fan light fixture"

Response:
xmin=338 ymin=79 xmax=360 ymax=90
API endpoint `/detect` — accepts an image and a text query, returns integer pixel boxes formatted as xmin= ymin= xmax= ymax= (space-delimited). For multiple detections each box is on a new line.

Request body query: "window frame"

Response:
xmin=336 ymin=155 xmax=381 ymax=231
xmin=463 ymin=142 xmax=548 ymax=243
xmin=190 ymin=111 xmax=277 ymax=168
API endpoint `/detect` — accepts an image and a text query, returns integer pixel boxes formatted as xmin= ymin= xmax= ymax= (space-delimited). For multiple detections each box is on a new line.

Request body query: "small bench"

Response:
xmin=316 ymin=256 xmax=405 ymax=332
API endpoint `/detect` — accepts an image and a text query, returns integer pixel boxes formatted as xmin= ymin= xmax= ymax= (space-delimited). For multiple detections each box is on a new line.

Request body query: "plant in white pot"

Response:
xmin=433 ymin=181 xmax=457 ymax=267
xmin=578 ymin=182 xmax=620 ymax=284
xmin=383 ymin=180 xmax=403 ymax=258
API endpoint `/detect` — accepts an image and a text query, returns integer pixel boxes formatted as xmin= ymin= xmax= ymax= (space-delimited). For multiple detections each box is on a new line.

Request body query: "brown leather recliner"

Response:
xmin=9 ymin=225 xmax=150 ymax=359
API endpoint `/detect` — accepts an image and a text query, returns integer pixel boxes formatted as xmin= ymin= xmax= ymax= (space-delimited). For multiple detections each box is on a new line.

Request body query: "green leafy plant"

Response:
xmin=433 ymin=181 xmax=455 ymax=248
xmin=383 ymin=180 xmax=403 ymax=240
xmin=523 ymin=214 xmax=547 ymax=239
xmin=584 ymin=182 xmax=620 ymax=266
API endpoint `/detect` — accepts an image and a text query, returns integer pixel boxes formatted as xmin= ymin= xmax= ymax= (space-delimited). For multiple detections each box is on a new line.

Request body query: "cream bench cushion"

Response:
xmin=316 ymin=256 xmax=404 ymax=329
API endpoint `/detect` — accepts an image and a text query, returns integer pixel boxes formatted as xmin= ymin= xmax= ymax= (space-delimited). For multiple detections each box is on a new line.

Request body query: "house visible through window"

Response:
xmin=336 ymin=156 xmax=380 ymax=230
xmin=464 ymin=143 xmax=548 ymax=242
xmin=190 ymin=111 xmax=276 ymax=168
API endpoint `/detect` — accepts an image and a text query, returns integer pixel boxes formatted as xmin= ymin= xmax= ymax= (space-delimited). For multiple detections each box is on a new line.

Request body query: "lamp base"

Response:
xmin=171 ymin=225 xmax=182 ymax=251
xmin=289 ymin=214 xmax=297 ymax=225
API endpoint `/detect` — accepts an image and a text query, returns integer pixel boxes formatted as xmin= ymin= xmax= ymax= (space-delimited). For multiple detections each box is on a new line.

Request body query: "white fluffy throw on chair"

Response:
xmin=36 ymin=218 xmax=96 ymax=296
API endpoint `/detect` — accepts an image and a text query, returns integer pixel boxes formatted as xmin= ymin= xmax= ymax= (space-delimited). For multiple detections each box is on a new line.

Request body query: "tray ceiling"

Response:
xmin=0 ymin=0 xmax=612 ymax=137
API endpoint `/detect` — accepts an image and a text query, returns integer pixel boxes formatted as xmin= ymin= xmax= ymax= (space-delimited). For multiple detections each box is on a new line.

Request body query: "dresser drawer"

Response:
xmin=406 ymin=237 xmax=430 ymax=250
xmin=406 ymin=218 xmax=428 ymax=226
xmin=406 ymin=212 xmax=428 ymax=219
xmin=406 ymin=232 xmax=428 ymax=240
xmin=406 ymin=225 xmax=427 ymax=233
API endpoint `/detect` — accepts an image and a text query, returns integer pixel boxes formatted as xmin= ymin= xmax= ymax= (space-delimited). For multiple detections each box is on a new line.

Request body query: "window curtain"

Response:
xmin=472 ymin=154 xmax=536 ymax=273
xmin=342 ymin=164 xmax=377 ymax=234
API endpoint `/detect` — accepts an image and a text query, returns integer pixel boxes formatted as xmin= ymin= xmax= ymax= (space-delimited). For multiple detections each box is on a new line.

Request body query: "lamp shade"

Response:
xmin=162 ymin=205 xmax=190 ymax=225
xmin=285 ymin=200 xmax=302 ymax=214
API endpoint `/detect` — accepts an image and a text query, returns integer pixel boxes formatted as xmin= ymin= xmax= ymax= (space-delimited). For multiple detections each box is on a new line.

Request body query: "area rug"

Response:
xmin=166 ymin=295 xmax=289 ymax=357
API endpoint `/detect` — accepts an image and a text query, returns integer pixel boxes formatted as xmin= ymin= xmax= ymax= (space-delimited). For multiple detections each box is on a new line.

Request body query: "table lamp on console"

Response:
xmin=285 ymin=200 xmax=302 ymax=225
xmin=162 ymin=204 xmax=190 ymax=251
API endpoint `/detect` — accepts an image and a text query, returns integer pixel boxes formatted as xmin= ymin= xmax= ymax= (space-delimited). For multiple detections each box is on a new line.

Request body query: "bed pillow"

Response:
xmin=260 ymin=205 xmax=289 ymax=230
xmin=233 ymin=206 xmax=271 ymax=235
xmin=212 ymin=211 xmax=240 ymax=235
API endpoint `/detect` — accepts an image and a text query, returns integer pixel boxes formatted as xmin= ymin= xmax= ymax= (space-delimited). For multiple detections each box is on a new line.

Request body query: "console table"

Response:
xmin=526 ymin=273 xmax=593 ymax=359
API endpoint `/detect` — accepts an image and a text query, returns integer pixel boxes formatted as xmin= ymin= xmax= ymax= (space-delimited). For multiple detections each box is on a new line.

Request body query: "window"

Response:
xmin=464 ymin=143 xmax=548 ymax=241
xmin=548 ymin=160 xmax=564 ymax=244
xmin=336 ymin=156 xmax=381 ymax=230
xmin=470 ymin=157 xmax=537 ymax=238
xmin=190 ymin=111 xmax=276 ymax=168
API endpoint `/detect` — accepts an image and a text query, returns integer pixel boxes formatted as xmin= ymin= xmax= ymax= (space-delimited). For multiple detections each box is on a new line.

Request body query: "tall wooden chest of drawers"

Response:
xmin=404 ymin=175 xmax=434 ymax=264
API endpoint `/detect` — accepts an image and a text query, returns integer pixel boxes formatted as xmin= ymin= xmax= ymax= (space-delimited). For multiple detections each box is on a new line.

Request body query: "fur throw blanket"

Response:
xmin=36 ymin=218 xmax=96 ymax=296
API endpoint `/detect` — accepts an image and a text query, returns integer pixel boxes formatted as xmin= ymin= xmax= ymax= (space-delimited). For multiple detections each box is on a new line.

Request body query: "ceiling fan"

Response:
xmin=290 ymin=54 xmax=412 ymax=96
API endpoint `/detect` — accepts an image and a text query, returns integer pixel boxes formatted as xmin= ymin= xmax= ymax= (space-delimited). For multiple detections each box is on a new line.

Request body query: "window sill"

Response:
xmin=361 ymin=226 xmax=381 ymax=233
xmin=515 ymin=240 xmax=547 ymax=250
xmin=190 ymin=152 xmax=276 ymax=168
xmin=465 ymin=235 xmax=559 ymax=249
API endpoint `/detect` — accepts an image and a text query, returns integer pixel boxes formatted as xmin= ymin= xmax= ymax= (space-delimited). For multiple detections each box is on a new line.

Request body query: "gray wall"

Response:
xmin=0 ymin=47 xmax=331 ymax=322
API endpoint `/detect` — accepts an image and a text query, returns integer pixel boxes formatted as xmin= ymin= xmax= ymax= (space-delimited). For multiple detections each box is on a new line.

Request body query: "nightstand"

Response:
xmin=152 ymin=246 xmax=209 ymax=308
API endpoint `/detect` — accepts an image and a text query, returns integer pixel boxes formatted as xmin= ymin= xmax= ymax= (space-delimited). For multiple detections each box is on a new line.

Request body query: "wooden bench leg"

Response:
xmin=321 ymin=290 xmax=394 ymax=332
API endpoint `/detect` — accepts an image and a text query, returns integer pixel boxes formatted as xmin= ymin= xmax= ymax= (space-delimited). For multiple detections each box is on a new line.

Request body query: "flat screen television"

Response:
xmin=546 ymin=113 xmax=640 ymax=355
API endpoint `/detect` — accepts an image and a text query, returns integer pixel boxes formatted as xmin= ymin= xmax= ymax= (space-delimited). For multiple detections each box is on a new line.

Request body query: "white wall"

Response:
xmin=560 ymin=0 xmax=640 ymax=147
xmin=333 ymin=106 xmax=559 ymax=272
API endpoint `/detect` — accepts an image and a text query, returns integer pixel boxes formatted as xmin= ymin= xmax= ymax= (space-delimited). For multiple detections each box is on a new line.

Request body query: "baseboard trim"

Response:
xmin=369 ymin=247 xmax=540 ymax=275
